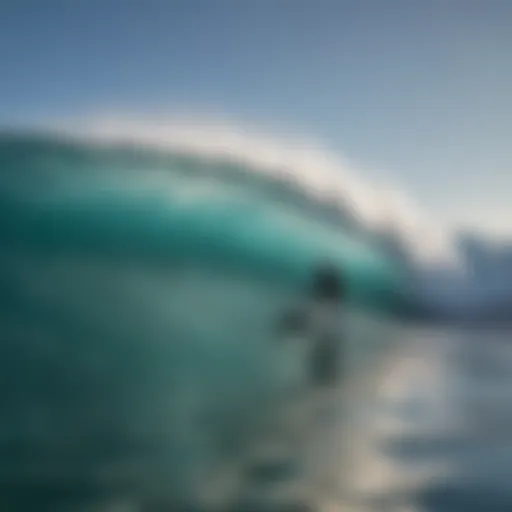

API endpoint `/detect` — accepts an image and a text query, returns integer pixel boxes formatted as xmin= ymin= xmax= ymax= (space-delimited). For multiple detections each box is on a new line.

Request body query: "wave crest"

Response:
xmin=48 ymin=115 xmax=459 ymax=267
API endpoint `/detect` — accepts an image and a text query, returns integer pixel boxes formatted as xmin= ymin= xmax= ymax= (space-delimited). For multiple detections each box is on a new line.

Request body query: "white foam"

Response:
xmin=48 ymin=114 xmax=461 ymax=268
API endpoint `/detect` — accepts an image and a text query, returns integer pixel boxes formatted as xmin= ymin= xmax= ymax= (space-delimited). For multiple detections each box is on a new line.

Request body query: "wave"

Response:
xmin=0 ymin=124 xmax=410 ymax=310
xmin=0 ymin=120 xmax=411 ymax=509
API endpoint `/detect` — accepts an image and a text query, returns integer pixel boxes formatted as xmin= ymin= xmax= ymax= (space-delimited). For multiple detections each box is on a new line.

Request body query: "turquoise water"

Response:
xmin=0 ymin=132 xmax=403 ymax=510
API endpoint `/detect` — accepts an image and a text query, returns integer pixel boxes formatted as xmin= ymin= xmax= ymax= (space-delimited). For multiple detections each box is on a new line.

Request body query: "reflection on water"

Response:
xmin=342 ymin=327 xmax=512 ymax=512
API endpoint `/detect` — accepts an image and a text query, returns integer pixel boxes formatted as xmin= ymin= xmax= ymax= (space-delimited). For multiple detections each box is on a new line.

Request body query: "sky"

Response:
xmin=1 ymin=0 xmax=512 ymax=239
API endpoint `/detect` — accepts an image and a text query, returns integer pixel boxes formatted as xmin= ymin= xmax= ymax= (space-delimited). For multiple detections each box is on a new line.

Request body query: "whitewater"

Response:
xmin=0 ymin=118 xmax=460 ymax=511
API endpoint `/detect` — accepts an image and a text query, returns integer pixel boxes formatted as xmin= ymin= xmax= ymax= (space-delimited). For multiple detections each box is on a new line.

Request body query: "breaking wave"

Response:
xmin=0 ymin=119 xmax=413 ymax=509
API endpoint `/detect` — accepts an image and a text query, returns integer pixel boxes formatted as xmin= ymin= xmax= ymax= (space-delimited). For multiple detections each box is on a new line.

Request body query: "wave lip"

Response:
xmin=46 ymin=115 xmax=461 ymax=268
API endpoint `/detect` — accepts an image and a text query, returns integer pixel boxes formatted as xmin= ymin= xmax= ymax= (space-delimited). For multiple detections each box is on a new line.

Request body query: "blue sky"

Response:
xmin=2 ymin=1 xmax=512 ymax=238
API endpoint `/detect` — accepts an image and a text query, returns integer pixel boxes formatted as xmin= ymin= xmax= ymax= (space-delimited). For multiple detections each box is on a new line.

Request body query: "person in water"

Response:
xmin=309 ymin=264 xmax=345 ymax=387
xmin=280 ymin=263 xmax=346 ymax=387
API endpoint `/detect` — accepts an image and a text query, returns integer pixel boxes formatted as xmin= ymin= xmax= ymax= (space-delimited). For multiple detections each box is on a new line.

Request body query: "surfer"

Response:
xmin=280 ymin=263 xmax=345 ymax=388
xmin=309 ymin=263 xmax=345 ymax=387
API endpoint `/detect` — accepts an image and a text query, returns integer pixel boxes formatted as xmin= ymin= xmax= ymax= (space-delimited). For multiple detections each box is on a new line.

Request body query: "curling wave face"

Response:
xmin=0 ymin=130 xmax=402 ymax=509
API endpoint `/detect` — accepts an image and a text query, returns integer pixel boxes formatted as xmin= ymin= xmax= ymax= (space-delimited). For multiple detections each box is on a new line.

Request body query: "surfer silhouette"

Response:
xmin=280 ymin=263 xmax=345 ymax=387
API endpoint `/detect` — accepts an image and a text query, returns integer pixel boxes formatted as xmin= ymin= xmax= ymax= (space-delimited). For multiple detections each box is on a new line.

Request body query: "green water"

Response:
xmin=0 ymin=132 xmax=403 ymax=510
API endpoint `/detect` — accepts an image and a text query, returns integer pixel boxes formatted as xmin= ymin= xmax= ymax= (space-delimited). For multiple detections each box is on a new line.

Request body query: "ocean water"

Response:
xmin=5 ymin=131 xmax=510 ymax=512
xmin=341 ymin=327 xmax=512 ymax=512
xmin=0 ymin=132 xmax=403 ymax=511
